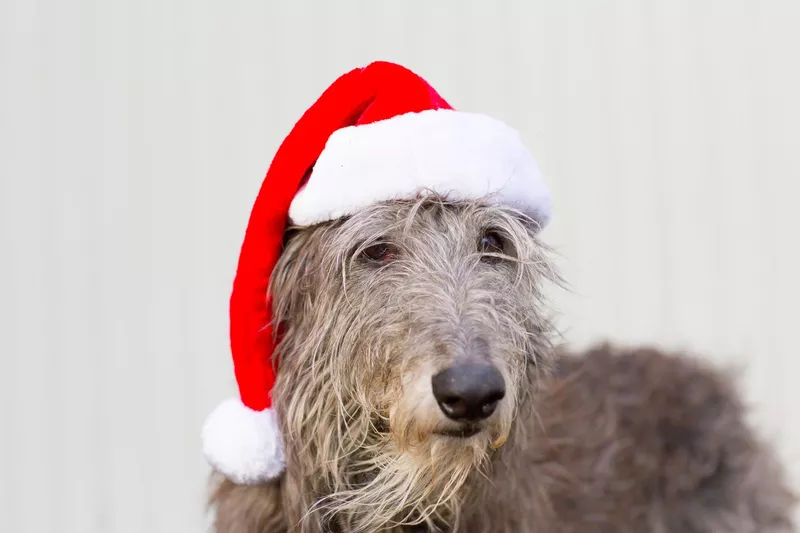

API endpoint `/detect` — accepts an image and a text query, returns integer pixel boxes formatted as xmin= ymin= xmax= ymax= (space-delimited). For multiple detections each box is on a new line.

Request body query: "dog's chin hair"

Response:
xmin=306 ymin=397 xmax=514 ymax=533
xmin=312 ymin=429 xmax=496 ymax=533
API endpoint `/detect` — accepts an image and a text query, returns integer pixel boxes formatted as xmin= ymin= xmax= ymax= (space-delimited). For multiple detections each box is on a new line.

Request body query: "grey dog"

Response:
xmin=209 ymin=196 xmax=795 ymax=532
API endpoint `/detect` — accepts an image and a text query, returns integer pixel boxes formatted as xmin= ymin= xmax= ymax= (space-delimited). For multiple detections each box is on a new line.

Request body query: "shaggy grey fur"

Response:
xmin=209 ymin=197 xmax=796 ymax=532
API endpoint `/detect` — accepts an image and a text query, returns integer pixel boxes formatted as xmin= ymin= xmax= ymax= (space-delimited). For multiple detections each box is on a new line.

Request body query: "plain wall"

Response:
xmin=1 ymin=1 xmax=798 ymax=531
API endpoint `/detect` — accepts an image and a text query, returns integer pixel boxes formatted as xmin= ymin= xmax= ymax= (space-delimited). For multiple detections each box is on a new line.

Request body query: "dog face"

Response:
xmin=269 ymin=196 xmax=556 ymax=531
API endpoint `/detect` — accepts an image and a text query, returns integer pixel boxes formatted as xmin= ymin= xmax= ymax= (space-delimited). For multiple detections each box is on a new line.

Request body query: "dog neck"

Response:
xmin=402 ymin=525 xmax=431 ymax=533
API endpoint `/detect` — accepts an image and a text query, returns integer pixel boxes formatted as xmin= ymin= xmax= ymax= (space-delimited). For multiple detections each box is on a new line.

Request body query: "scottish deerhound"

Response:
xmin=209 ymin=196 xmax=796 ymax=532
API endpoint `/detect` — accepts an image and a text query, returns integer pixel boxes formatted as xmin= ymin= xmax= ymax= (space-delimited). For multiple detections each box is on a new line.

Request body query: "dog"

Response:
xmin=208 ymin=196 xmax=796 ymax=532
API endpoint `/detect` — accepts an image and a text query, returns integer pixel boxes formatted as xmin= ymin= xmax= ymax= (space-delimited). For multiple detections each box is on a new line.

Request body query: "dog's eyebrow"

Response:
xmin=503 ymin=211 xmax=541 ymax=235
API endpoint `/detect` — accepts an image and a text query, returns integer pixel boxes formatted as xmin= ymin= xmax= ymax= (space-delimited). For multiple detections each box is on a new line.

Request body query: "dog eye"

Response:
xmin=361 ymin=240 xmax=396 ymax=264
xmin=478 ymin=230 xmax=505 ymax=255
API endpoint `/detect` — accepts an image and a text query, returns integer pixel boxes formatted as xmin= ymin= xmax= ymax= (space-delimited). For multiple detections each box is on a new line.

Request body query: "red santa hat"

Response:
xmin=201 ymin=61 xmax=553 ymax=484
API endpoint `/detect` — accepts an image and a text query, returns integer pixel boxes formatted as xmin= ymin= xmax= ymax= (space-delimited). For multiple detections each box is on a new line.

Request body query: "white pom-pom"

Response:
xmin=201 ymin=397 xmax=285 ymax=484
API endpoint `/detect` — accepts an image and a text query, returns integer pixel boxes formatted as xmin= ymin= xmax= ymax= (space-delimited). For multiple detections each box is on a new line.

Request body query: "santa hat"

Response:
xmin=201 ymin=61 xmax=553 ymax=484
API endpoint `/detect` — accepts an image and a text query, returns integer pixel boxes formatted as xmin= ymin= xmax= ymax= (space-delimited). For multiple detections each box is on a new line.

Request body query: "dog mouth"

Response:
xmin=433 ymin=425 xmax=482 ymax=438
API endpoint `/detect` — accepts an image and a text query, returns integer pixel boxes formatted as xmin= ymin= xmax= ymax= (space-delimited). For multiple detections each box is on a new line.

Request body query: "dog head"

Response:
xmin=270 ymin=195 xmax=557 ymax=531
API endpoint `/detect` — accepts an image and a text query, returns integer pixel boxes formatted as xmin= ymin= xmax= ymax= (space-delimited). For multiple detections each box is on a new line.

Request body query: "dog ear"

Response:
xmin=208 ymin=471 xmax=286 ymax=533
xmin=270 ymin=226 xmax=318 ymax=324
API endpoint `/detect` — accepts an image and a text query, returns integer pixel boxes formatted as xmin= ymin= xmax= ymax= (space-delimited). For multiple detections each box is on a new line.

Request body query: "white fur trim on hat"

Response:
xmin=289 ymin=109 xmax=553 ymax=228
xmin=201 ymin=397 xmax=285 ymax=484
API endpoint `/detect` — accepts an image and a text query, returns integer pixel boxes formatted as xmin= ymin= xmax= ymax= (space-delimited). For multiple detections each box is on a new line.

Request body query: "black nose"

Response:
xmin=431 ymin=362 xmax=506 ymax=422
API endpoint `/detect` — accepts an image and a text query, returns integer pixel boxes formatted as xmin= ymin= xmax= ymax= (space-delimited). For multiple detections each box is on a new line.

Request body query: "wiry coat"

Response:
xmin=209 ymin=197 xmax=796 ymax=533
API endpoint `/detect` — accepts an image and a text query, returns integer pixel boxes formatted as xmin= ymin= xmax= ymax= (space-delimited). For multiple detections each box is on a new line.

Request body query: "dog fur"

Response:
xmin=208 ymin=197 xmax=796 ymax=532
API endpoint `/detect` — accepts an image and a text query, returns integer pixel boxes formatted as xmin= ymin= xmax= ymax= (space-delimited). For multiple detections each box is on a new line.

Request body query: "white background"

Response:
xmin=1 ymin=1 xmax=798 ymax=531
